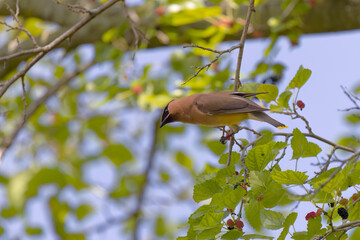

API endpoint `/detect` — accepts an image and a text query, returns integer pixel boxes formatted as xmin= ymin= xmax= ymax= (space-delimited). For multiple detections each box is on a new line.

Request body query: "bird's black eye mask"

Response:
xmin=160 ymin=100 xmax=174 ymax=128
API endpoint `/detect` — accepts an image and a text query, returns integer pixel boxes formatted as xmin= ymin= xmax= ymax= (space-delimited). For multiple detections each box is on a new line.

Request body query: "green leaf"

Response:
xmin=270 ymin=104 xmax=284 ymax=112
xmin=278 ymin=212 xmax=297 ymax=240
xmin=239 ymin=83 xmax=262 ymax=93
xmin=176 ymin=152 xmax=192 ymax=169
xmin=198 ymin=225 xmax=222 ymax=240
xmin=256 ymin=84 xmax=279 ymax=103
xmin=0 ymin=225 xmax=3 ymax=235
xmin=205 ymin=140 xmax=226 ymax=155
xmin=257 ymin=131 xmax=274 ymax=146
xmin=219 ymin=152 xmax=240 ymax=165
xmin=155 ymin=216 xmax=166 ymax=236
xmin=245 ymin=201 xmax=262 ymax=231
xmin=277 ymin=90 xmax=292 ymax=110
xmin=194 ymin=212 xmax=223 ymax=230
xmin=241 ymin=234 xmax=274 ymax=239
xmin=75 ymin=204 xmax=93 ymax=220
xmin=291 ymin=128 xmax=308 ymax=159
xmin=303 ymin=142 xmax=321 ymax=158
xmin=260 ymin=209 xmax=285 ymax=230
xmin=104 ymin=144 xmax=132 ymax=167
xmin=271 ymin=170 xmax=308 ymax=185
xmin=286 ymin=65 xmax=312 ymax=90
xmin=246 ymin=141 xmax=278 ymax=171
xmin=1 ymin=206 xmax=18 ymax=218
xmin=221 ymin=231 xmax=244 ymax=239
xmin=193 ymin=179 xmax=222 ymax=203
xmin=211 ymin=186 xmax=246 ymax=210
xmin=162 ymin=7 xmax=222 ymax=26
xmin=307 ymin=216 xmax=322 ymax=238
xmin=25 ymin=227 xmax=42 ymax=235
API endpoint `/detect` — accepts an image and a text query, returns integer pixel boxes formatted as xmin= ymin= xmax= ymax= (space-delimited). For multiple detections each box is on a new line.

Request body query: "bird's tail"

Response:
xmin=250 ymin=112 xmax=287 ymax=129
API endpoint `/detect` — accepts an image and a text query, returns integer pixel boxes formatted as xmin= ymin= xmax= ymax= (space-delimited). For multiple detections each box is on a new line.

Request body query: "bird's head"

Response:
xmin=160 ymin=100 xmax=175 ymax=128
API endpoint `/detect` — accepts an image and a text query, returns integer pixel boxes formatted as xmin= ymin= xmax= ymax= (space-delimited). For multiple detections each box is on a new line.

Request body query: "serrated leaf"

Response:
xmin=307 ymin=216 xmax=322 ymax=238
xmin=277 ymin=90 xmax=292 ymax=110
xmin=291 ymin=128 xmax=308 ymax=159
xmin=221 ymin=231 xmax=244 ymax=239
xmin=257 ymin=131 xmax=274 ymax=146
xmin=193 ymin=179 xmax=222 ymax=203
xmin=278 ymin=212 xmax=297 ymax=240
xmin=211 ymin=186 xmax=246 ymax=210
xmin=257 ymin=84 xmax=279 ymax=103
xmin=286 ymin=65 xmax=312 ymax=90
xmin=303 ymin=142 xmax=321 ymax=158
xmin=219 ymin=152 xmax=240 ymax=165
xmin=245 ymin=201 xmax=262 ymax=231
xmin=260 ymin=209 xmax=285 ymax=230
xmin=271 ymin=170 xmax=308 ymax=185
xmin=194 ymin=212 xmax=223 ymax=230
xmin=246 ymin=142 xmax=278 ymax=171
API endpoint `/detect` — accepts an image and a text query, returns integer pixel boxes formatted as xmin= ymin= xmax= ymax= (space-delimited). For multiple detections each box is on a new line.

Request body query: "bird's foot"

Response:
xmin=219 ymin=132 xmax=235 ymax=144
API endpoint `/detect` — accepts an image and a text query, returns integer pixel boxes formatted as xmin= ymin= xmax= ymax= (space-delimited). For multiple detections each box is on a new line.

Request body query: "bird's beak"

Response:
xmin=159 ymin=115 xmax=168 ymax=128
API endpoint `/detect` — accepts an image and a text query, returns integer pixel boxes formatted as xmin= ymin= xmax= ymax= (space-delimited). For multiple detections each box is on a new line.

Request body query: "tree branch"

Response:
xmin=0 ymin=0 xmax=121 ymax=98
xmin=0 ymin=62 xmax=94 ymax=163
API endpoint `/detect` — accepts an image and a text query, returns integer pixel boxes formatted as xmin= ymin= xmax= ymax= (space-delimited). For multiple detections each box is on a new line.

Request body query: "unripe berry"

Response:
xmin=336 ymin=190 xmax=342 ymax=197
xmin=296 ymin=100 xmax=305 ymax=110
xmin=339 ymin=198 xmax=349 ymax=206
xmin=316 ymin=208 xmax=323 ymax=216
xmin=351 ymin=193 xmax=359 ymax=202
xmin=305 ymin=211 xmax=316 ymax=220
xmin=257 ymin=194 xmax=264 ymax=201
xmin=227 ymin=208 xmax=233 ymax=213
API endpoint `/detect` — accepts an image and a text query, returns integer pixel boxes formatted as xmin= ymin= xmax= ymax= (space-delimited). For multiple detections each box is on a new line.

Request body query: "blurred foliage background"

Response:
xmin=0 ymin=0 xmax=359 ymax=239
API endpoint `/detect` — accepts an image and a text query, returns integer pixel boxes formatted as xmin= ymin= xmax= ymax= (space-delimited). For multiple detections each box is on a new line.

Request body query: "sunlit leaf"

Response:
xmin=286 ymin=65 xmax=312 ymax=90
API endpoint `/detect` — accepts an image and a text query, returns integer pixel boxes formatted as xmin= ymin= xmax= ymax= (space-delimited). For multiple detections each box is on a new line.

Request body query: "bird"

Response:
xmin=160 ymin=91 xmax=286 ymax=133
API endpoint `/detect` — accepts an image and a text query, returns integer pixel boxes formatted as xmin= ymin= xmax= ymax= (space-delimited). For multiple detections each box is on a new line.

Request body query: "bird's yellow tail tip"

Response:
xmin=277 ymin=125 xmax=288 ymax=129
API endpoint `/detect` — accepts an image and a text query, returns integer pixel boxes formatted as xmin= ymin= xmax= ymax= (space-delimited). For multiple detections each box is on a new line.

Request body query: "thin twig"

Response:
xmin=0 ymin=0 xmax=121 ymax=99
xmin=0 ymin=62 xmax=94 ymax=163
xmin=233 ymin=0 xmax=255 ymax=91
xmin=132 ymin=114 xmax=159 ymax=240
xmin=273 ymin=132 xmax=356 ymax=153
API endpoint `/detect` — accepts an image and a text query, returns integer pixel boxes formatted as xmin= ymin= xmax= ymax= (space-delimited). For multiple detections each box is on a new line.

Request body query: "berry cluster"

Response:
xmin=226 ymin=218 xmax=244 ymax=232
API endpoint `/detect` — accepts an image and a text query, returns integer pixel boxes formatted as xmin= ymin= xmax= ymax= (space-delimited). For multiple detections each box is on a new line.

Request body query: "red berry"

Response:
xmin=132 ymin=85 xmax=142 ymax=95
xmin=316 ymin=208 xmax=322 ymax=216
xmin=227 ymin=208 xmax=233 ymax=213
xmin=296 ymin=100 xmax=305 ymax=110
xmin=339 ymin=198 xmax=349 ymax=206
xmin=227 ymin=219 xmax=235 ymax=228
xmin=241 ymin=185 xmax=247 ymax=191
xmin=305 ymin=211 xmax=316 ymax=220
xmin=156 ymin=6 xmax=165 ymax=16
xmin=257 ymin=194 xmax=264 ymax=201
xmin=235 ymin=171 xmax=239 ymax=175
xmin=351 ymin=193 xmax=359 ymax=202
xmin=235 ymin=220 xmax=244 ymax=229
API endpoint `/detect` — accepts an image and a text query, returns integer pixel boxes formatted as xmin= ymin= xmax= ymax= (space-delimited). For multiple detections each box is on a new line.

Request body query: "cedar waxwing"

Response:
xmin=160 ymin=91 xmax=286 ymax=132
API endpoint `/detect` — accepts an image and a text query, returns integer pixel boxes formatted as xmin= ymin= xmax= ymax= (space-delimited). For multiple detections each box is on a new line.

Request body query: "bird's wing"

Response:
xmin=195 ymin=92 xmax=268 ymax=114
